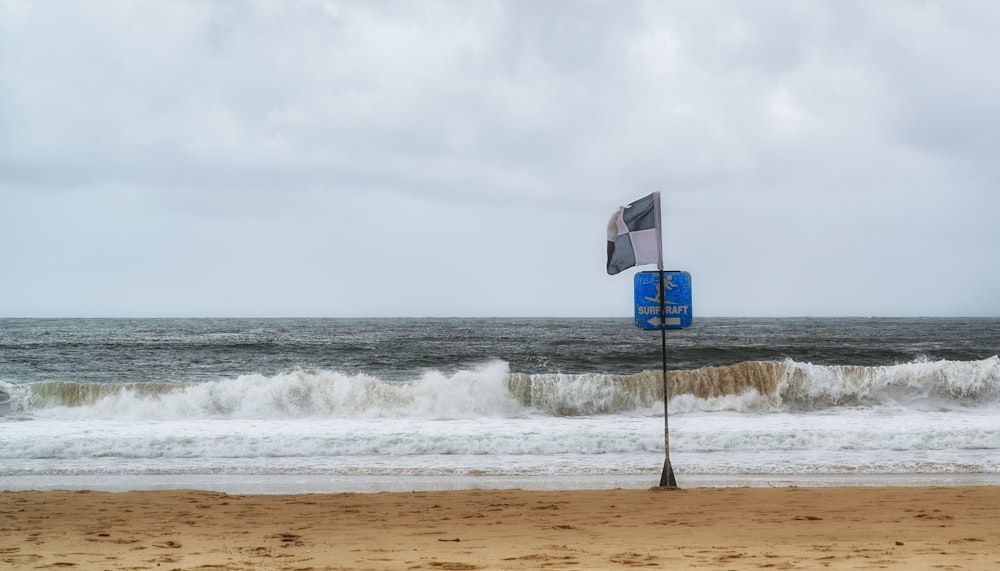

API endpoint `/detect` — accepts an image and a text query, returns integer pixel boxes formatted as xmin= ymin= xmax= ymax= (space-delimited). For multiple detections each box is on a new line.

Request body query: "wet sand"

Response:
xmin=3 ymin=486 xmax=999 ymax=570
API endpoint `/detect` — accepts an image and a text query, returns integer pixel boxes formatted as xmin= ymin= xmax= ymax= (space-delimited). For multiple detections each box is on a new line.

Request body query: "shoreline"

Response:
xmin=4 ymin=486 xmax=1000 ymax=570
xmin=4 ymin=472 xmax=1000 ymax=494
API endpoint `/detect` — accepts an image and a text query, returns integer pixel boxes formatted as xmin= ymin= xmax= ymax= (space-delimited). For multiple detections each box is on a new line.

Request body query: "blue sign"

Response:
xmin=634 ymin=271 xmax=693 ymax=329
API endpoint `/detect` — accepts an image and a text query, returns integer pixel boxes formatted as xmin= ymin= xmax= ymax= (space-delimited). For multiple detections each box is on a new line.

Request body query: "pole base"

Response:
xmin=658 ymin=457 xmax=678 ymax=489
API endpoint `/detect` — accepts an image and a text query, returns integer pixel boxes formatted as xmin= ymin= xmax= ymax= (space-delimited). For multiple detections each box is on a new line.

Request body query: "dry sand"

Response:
xmin=3 ymin=486 xmax=999 ymax=570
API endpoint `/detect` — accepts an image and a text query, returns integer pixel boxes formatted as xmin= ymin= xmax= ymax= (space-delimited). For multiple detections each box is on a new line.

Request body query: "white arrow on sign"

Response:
xmin=646 ymin=317 xmax=682 ymax=327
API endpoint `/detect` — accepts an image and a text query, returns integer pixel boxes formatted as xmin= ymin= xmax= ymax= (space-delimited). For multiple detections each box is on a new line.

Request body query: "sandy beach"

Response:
xmin=3 ymin=486 xmax=999 ymax=570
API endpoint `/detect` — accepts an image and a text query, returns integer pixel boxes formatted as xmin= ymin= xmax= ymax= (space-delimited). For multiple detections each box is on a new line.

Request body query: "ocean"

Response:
xmin=2 ymin=317 xmax=999 ymax=493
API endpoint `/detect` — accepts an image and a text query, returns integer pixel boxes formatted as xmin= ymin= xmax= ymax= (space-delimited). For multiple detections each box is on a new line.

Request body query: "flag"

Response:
xmin=606 ymin=192 xmax=662 ymax=275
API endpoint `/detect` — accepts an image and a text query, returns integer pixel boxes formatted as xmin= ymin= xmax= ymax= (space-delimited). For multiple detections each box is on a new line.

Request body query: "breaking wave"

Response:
xmin=2 ymin=357 xmax=999 ymax=421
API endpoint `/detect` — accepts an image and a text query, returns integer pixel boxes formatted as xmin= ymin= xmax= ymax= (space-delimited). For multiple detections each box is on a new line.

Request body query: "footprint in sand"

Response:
xmin=427 ymin=562 xmax=482 ymax=570
xmin=610 ymin=551 xmax=661 ymax=567
xmin=269 ymin=533 xmax=305 ymax=547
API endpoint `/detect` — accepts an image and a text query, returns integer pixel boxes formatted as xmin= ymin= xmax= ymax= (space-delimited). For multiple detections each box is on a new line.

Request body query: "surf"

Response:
xmin=3 ymin=356 xmax=998 ymax=421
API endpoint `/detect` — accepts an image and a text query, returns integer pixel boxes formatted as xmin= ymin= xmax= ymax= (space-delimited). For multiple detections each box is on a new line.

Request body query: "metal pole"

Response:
xmin=658 ymin=269 xmax=678 ymax=488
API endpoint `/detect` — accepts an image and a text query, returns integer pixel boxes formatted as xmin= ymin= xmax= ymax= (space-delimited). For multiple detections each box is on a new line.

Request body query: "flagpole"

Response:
xmin=607 ymin=191 xmax=677 ymax=488
xmin=653 ymin=193 xmax=677 ymax=489
xmin=658 ymin=269 xmax=678 ymax=489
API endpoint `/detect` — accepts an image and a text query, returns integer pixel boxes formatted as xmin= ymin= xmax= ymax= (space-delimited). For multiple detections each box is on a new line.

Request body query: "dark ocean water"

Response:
xmin=2 ymin=317 xmax=996 ymax=385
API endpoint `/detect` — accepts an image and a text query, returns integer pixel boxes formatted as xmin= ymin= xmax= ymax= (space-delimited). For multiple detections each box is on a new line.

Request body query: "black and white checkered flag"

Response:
xmin=606 ymin=192 xmax=663 ymax=275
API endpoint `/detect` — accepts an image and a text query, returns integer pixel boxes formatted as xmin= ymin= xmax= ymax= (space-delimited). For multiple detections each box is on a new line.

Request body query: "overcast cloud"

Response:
xmin=2 ymin=0 xmax=998 ymax=318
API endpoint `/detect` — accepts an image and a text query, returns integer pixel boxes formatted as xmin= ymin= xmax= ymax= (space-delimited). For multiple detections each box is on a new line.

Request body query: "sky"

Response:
xmin=2 ymin=0 xmax=999 ymax=318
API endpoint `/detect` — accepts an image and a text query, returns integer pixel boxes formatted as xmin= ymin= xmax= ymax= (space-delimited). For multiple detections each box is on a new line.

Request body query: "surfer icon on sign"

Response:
xmin=643 ymin=273 xmax=677 ymax=304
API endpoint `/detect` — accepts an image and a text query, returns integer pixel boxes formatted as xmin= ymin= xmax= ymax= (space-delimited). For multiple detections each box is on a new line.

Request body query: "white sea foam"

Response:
xmin=8 ymin=361 xmax=525 ymax=421
xmin=775 ymin=356 xmax=1000 ymax=408
xmin=3 ymin=409 xmax=999 ymax=479
xmin=4 ymin=357 xmax=1000 ymax=422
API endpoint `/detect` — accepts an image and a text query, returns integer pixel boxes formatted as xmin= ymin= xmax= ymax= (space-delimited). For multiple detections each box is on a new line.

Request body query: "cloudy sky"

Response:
xmin=2 ymin=0 xmax=998 ymax=318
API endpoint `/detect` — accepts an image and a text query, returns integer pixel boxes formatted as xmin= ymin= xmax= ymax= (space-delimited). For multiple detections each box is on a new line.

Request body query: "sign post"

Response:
xmin=634 ymin=270 xmax=692 ymax=488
